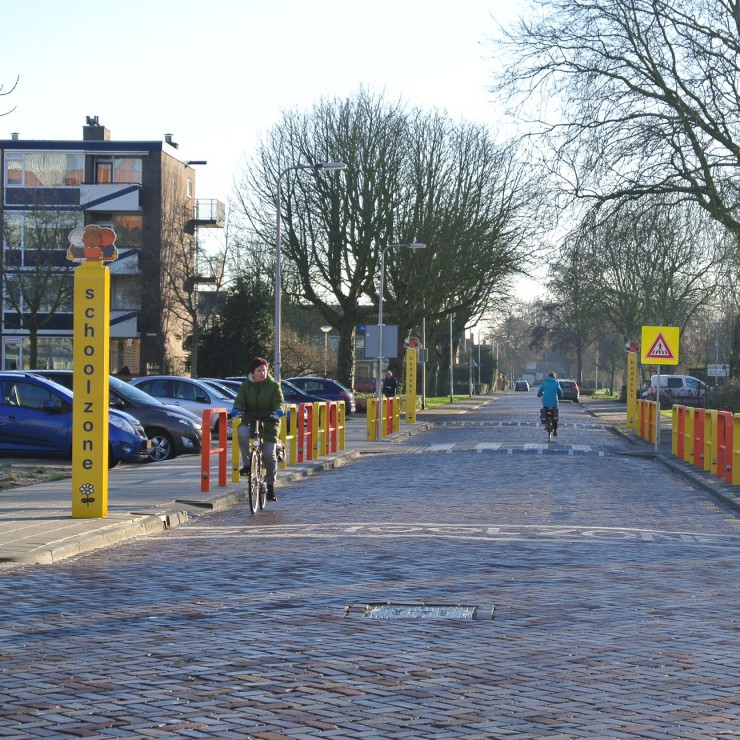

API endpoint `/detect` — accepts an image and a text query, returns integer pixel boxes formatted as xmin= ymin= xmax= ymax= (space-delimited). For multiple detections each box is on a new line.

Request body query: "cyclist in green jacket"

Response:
xmin=233 ymin=357 xmax=285 ymax=501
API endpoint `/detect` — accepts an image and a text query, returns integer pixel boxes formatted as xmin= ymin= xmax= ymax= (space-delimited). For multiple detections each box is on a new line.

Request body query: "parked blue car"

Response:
xmin=0 ymin=372 xmax=149 ymax=466
xmin=284 ymin=376 xmax=356 ymax=413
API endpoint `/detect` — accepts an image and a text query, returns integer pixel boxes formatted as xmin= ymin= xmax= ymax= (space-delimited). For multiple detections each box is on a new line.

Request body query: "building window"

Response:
xmin=2 ymin=211 xmax=82 ymax=264
xmin=187 ymin=179 xmax=193 ymax=199
xmin=1 ymin=337 xmax=74 ymax=371
xmin=93 ymin=156 xmax=142 ymax=185
xmin=111 ymin=277 xmax=141 ymax=311
xmin=96 ymin=160 xmax=113 ymax=183
xmin=5 ymin=152 xmax=84 ymax=187
xmin=92 ymin=213 xmax=143 ymax=247
xmin=3 ymin=274 xmax=74 ymax=313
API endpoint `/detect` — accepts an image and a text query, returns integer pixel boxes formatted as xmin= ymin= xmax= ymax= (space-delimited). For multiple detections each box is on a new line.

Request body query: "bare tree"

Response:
xmin=234 ymin=90 xmax=548 ymax=387
xmin=578 ymin=197 xmax=726 ymax=342
xmin=532 ymin=237 xmax=602 ymax=385
xmin=1 ymin=76 xmax=18 ymax=116
xmin=157 ymin=161 xmax=228 ymax=376
xmin=494 ymin=0 xmax=740 ymax=235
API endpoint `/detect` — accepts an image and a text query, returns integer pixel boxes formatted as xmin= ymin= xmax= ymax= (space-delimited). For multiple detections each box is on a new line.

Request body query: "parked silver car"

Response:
xmin=129 ymin=376 xmax=233 ymax=435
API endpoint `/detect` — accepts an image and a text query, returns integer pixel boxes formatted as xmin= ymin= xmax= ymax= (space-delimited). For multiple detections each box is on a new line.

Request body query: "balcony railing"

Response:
xmin=185 ymin=199 xmax=225 ymax=233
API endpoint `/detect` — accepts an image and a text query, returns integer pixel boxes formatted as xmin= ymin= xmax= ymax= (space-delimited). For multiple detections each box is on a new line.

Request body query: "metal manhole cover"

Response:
xmin=344 ymin=602 xmax=494 ymax=619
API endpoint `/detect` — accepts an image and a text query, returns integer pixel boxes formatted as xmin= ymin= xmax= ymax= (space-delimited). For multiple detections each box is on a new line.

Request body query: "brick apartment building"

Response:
xmin=0 ymin=116 xmax=224 ymax=376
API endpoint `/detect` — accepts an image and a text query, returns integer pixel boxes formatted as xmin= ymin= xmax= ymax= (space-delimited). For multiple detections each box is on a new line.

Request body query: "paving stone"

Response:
xmin=0 ymin=396 xmax=738 ymax=736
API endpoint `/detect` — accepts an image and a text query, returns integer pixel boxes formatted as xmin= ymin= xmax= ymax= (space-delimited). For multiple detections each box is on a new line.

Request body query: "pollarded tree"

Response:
xmin=493 ymin=0 xmax=740 ymax=236
xmin=234 ymin=90 xmax=548 ymax=388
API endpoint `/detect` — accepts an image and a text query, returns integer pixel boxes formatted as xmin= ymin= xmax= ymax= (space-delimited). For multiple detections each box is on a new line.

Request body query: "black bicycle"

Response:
xmin=541 ymin=406 xmax=557 ymax=443
xmin=236 ymin=413 xmax=272 ymax=514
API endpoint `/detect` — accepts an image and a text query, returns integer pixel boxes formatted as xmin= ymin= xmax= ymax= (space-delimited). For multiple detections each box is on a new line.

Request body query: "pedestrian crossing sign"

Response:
xmin=641 ymin=326 xmax=679 ymax=365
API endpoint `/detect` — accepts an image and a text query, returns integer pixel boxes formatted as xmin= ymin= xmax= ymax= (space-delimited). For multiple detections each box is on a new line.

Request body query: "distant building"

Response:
xmin=0 ymin=117 xmax=224 ymax=375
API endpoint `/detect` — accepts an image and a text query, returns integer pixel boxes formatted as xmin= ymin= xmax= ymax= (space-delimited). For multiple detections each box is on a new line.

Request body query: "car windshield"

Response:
xmin=205 ymin=383 xmax=231 ymax=400
xmin=110 ymin=376 xmax=166 ymax=405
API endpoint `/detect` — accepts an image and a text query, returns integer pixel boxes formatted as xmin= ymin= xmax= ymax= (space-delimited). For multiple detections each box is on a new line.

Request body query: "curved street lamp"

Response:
xmin=275 ymin=161 xmax=348 ymax=381
xmin=376 ymin=242 xmax=427 ymax=402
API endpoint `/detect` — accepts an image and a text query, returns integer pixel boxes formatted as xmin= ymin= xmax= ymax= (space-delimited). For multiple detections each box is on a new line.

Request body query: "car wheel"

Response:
xmin=108 ymin=447 xmax=121 ymax=469
xmin=147 ymin=429 xmax=175 ymax=462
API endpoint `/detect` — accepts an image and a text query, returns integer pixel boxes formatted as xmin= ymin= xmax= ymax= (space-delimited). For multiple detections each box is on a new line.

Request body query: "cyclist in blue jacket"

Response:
xmin=537 ymin=371 xmax=564 ymax=436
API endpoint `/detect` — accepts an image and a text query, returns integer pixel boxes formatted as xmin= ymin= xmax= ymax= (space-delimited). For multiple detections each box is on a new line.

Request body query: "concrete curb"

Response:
xmin=5 ymin=512 xmax=186 ymax=566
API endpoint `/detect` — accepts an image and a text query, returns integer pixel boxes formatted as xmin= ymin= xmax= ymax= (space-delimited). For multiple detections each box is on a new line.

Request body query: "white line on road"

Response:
xmin=475 ymin=443 xmax=502 ymax=453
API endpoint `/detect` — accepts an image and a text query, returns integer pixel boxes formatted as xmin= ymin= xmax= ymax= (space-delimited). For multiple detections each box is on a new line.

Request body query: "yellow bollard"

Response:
xmin=705 ymin=409 xmax=718 ymax=475
xmin=367 ymin=399 xmax=377 ymax=441
xmin=231 ymin=417 xmax=242 ymax=482
xmin=281 ymin=403 xmax=297 ymax=468
xmin=683 ymin=406 xmax=695 ymax=463
xmin=337 ymin=401 xmax=346 ymax=450
xmin=312 ymin=401 xmax=327 ymax=457
xmin=393 ymin=398 xmax=401 ymax=432
xmin=672 ymin=405 xmax=680 ymax=456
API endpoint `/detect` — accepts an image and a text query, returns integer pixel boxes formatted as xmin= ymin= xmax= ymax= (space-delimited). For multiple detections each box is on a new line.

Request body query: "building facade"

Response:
xmin=0 ymin=116 xmax=223 ymax=375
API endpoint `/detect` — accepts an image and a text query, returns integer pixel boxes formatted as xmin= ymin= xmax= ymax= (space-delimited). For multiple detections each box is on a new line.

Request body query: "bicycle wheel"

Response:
xmin=546 ymin=415 xmax=553 ymax=443
xmin=259 ymin=476 xmax=268 ymax=510
xmin=248 ymin=449 xmax=261 ymax=514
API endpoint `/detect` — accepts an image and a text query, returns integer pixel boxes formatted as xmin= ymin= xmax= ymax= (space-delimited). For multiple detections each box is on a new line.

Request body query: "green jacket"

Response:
xmin=233 ymin=374 xmax=285 ymax=442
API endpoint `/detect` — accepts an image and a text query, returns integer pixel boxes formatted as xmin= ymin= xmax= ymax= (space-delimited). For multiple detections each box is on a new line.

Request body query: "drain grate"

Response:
xmin=344 ymin=602 xmax=494 ymax=620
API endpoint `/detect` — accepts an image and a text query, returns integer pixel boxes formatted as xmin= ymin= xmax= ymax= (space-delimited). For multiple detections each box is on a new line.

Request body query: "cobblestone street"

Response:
xmin=1 ymin=395 xmax=739 ymax=738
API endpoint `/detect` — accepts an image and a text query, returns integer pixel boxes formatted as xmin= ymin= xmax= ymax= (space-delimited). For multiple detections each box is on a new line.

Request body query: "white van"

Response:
xmin=641 ymin=374 xmax=712 ymax=405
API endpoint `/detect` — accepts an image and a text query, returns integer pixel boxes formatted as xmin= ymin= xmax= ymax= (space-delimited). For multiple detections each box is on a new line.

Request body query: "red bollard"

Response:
xmin=201 ymin=408 xmax=228 ymax=492
xmin=693 ymin=408 xmax=705 ymax=469
xmin=717 ymin=411 xmax=733 ymax=483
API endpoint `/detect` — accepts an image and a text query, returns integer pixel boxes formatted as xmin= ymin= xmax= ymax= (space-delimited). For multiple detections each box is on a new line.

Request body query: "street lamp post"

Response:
xmin=275 ymin=161 xmax=347 ymax=382
xmin=375 ymin=242 xmax=426 ymax=402
xmin=321 ymin=325 xmax=331 ymax=377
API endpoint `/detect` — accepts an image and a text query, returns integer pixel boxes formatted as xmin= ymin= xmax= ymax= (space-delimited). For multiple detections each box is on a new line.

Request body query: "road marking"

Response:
xmin=475 ymin=443 xmax=501 ymax=452
xmin=427 ymin=443 xmax=456 ymax=453
xmin=179 ymin=522 xmax=740 ymax=548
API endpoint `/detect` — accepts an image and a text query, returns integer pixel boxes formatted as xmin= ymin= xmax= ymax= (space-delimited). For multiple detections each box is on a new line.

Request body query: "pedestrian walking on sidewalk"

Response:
xmin=382 ymin=370 xmax=399 ymax=398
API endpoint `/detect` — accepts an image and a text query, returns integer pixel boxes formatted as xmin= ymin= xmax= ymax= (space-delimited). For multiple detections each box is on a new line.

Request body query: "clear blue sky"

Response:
xmin=1 ymin=0 xmax=518 ymax=202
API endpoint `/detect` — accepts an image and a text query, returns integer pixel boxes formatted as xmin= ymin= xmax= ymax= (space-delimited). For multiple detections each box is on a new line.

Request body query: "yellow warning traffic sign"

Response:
xmin=641 ymin=326 xmax=679 ymax=366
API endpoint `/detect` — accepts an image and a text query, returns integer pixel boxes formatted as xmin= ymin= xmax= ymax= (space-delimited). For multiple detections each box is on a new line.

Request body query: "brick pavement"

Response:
xmin=0 ymin=394 xmax=739 ymax=738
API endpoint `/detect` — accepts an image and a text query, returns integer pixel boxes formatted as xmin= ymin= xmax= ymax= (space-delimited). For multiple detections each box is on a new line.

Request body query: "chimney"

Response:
xmin=11 ymin=132 xmax=18 ymax=141
xmin=83 ymin=115 xmax=110 ymax=141
xmin=164 ymin=133 xmax=179 ymax=149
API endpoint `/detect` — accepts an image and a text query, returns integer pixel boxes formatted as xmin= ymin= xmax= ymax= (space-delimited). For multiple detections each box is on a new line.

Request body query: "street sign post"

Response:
xmin=707 ymin=364 xmax=729 ymax=377
xmin=641 ymin=326 xmax=680 ymax=453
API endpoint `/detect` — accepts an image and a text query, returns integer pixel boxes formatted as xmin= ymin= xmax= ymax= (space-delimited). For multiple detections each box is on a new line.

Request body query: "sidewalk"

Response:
xmin=3 ymin=395 xmax=737 ymax=566
xmin=583 ymin=398 xmax=740 ymax=516
xmin=0 ymin=398 xmax=482 ymax=566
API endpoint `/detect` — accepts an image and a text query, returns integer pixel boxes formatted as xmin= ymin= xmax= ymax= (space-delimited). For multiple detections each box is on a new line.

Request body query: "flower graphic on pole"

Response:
xmin=67 ymin=224 xmax=118 ymax=262
xmin=79 ymin=483 xmax=96 ymax=506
